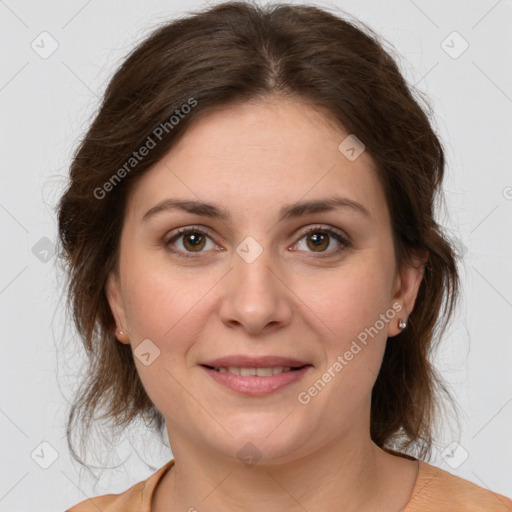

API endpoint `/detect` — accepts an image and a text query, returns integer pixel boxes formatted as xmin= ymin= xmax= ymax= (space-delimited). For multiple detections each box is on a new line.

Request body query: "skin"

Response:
xmin=106 ymin=96 xmax=427 ymax=512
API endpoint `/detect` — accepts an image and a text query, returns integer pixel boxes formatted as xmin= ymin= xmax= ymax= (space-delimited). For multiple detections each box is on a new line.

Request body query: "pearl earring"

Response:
xmin=398 ymin=319 xmax=407 ymax=330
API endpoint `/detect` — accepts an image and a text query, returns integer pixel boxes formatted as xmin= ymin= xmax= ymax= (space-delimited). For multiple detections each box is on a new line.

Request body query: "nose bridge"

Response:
xmin=219 ymin=236 xmax=292 ymax=333
xmin=234 ymin=238 xmax=275 ymax=292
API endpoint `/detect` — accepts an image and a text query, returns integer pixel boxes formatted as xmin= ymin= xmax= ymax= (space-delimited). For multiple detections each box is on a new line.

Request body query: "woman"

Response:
xmin=60 ymin=2 xmax=512 ymax=510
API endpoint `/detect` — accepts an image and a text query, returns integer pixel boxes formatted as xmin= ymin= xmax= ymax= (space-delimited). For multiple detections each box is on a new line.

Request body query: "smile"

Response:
xmin=209 ymin=366 xmax=296 ymax=376
xmin=200 ymin=364 xmax=312 ymax=396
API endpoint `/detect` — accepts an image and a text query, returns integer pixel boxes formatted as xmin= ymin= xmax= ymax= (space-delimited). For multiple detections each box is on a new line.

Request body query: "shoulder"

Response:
xmin=65 ymin=460 xmax=175 ymax=512
xmin=406 ymin=460 xmax=512 ymax=512
xmin=64 ymin=482 xmax=145 ymax=512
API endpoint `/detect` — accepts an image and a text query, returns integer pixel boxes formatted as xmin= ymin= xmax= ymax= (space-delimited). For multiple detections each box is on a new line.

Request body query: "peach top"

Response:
xmin=66 ymin=457 xmax=512 ymax=511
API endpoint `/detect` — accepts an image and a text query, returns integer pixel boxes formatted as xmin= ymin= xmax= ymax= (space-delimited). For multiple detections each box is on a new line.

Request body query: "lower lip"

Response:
xmin=201 ymin=365 xmax=312 ymax=396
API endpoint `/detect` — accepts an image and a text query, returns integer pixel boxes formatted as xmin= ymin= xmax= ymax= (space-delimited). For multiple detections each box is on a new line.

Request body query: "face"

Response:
xmin=106 ymin=96 xmax=425 ymax=464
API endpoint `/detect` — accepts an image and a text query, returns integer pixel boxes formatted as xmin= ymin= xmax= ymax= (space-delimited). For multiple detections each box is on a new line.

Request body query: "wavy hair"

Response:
xmin=57 ymin=0 xmax=460 ymax=467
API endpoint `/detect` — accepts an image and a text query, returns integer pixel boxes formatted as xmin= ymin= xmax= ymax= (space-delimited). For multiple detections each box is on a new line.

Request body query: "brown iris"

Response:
xmin=182 ymin=232 xmax=206 ymax=252
xmin=306 ymin=231 xmax=329 ymax=252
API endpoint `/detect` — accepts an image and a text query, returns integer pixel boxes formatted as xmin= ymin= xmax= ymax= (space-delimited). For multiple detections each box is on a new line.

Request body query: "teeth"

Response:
xmin=257 ymin=367 xmax=273 ymax=376
xmin=214 ymin=366 xmax=293 ymax=376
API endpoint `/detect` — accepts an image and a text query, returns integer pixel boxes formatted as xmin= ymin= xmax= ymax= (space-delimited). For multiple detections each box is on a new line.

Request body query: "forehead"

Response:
xmin=125 ymin=97 xmax=388 ymax=226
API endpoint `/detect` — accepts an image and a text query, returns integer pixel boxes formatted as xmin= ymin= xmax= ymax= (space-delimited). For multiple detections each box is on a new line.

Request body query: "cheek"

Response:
xmin=121 ymin=255 xmax=213 ymax=342
xmin=121 ymin=263 xmax=218 ymax=417
xmin=303 ymin=256 xmax=395 ymax=345
xmin=297 ymin=253 xmax=394 ymax=407
xmin=119 ymin=257 xmax=223 ymax=404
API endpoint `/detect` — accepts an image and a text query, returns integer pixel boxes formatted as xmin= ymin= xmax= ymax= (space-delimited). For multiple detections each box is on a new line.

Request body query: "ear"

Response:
xmin=387 ymin=248 xmax=428 ymax=338
xmin=105 ymin=271 xmax=130 ymax=344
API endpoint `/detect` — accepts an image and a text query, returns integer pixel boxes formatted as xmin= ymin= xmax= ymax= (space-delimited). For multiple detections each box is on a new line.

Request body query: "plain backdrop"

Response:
xmin=1 ymin=0 xmax=511 ymax=510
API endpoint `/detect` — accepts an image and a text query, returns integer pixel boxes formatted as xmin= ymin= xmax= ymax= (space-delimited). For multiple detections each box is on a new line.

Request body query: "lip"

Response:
xmin=200 ymin=355 xmax=310 ymax=368
xmin=200 ymin=359 xmax=313 ymax=397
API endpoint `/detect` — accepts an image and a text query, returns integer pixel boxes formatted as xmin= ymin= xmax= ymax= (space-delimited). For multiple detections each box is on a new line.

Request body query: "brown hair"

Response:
xmin=57 ymin=0 xmax=460 ymax=467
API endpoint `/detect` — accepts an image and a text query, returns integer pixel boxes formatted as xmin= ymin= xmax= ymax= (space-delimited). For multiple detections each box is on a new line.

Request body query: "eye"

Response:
xmin=164 ymin=226 xmax=218 ymax=257
xmin=164 ymin=224 xmax=350 ymax=259
xmin=292 ymin=225 xmax=350 ymax=255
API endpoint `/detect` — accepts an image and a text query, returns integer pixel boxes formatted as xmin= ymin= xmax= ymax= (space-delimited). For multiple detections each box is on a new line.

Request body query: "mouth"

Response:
xmin=201 ymin=364 xmax=308 ymax=376
xmin=199 ymin=363 xmax=313 ymax=396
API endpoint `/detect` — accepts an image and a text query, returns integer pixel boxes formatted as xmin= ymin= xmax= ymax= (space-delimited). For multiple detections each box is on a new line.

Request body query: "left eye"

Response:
xmin=292 ymin=227 xmax=349 ymax=254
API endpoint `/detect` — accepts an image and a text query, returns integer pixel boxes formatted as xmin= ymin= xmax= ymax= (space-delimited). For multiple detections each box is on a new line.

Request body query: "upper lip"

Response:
xmin=200 ymin=355 xmax=311 ymax=368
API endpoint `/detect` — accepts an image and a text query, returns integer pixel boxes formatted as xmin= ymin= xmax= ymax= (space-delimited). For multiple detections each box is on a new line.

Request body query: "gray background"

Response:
xmin=0 ymin=0 xmax=511 ymax=510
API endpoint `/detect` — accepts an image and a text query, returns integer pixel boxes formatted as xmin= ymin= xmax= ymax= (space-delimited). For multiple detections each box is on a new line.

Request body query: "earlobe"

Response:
xmin=105 ymin=272 xmax=130 ymax=344
xmin=388 ymin=249 xmax=428 ymax=338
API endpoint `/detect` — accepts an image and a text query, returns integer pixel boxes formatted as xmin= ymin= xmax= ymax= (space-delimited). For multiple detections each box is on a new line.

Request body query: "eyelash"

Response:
xmin=164 ymin=225 xmax=351 ymax=259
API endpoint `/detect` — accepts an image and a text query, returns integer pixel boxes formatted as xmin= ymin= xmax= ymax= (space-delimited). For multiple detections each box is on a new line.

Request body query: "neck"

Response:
xmin=152 ymin=427 xmax=416 ymax=512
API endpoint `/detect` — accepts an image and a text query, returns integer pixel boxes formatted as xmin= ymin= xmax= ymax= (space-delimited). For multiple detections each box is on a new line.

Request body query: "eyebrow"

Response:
xmin=141 ymin=195 xmax=371 ymax=223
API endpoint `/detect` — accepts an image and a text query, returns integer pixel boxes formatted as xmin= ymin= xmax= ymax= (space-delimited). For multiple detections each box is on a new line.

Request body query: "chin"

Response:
xmin=209 ymin=413 xmax=311 ymax=466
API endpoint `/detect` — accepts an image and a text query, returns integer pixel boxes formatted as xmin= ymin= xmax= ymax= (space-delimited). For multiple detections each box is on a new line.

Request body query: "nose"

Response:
xmin=218 ymin=244 xmax=293 ymax=335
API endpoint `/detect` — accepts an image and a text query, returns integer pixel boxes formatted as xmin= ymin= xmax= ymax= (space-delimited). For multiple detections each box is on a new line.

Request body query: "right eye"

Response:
xmin=164 ymin=226 xmax=219 ymax=258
